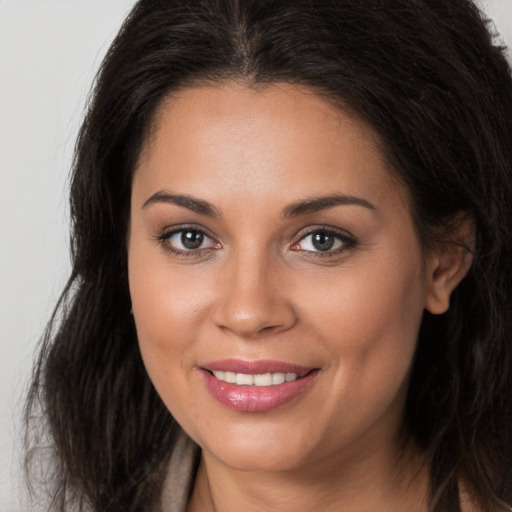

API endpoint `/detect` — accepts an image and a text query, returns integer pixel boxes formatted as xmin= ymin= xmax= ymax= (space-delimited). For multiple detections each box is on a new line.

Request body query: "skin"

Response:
xmin=128 ymin=82 xmax=470 ymax=511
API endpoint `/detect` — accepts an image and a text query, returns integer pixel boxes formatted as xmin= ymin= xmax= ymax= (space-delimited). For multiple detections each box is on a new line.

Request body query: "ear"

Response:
xmin=424 ymin=216 xmax=474 ymax=315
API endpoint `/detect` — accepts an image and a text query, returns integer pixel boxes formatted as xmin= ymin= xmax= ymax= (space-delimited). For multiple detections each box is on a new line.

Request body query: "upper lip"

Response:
xmin=200 ymin=359 xmax=316 ymax=376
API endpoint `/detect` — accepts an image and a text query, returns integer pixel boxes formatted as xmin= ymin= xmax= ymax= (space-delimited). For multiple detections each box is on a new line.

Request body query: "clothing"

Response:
xmin=159 ymin=430 xmax=200 ymax=512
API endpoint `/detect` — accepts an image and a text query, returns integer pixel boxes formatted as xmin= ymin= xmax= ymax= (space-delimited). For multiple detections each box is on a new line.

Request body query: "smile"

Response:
xmin=200 ymin=359 xmax=319 ymax=412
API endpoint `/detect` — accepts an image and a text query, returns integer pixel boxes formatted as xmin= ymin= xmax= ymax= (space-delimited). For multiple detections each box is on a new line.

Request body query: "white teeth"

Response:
xmin=272 ymin=373 xmax=286 ymax=385
xmin=224 ymin=371 xmax=236 ymax=383
xmin=212 ymin=371 xmax=300 ymax=386
xmin=253 ymin=373 xmax=272 ymax=386
xmin=235 ymin=373 xmax=254 ymax=385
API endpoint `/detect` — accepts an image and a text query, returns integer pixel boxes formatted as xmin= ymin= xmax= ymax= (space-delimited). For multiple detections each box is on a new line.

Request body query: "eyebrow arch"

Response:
xmin=142 ymin=191 xmax=220 ymax=217
xmin=283 ymin=194 xmax=377 ymax=218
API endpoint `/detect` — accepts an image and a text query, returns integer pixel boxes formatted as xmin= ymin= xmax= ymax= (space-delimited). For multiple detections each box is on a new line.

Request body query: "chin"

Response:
xmin=212 ymin=445 xmax=308 ymax=473
xmin=197 ymin=421 xmax=318 ymax=472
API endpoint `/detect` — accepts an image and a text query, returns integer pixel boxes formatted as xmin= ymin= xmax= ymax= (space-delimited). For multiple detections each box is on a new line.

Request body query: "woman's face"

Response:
xmin=128 ymin=82 xmax=436 ymax=473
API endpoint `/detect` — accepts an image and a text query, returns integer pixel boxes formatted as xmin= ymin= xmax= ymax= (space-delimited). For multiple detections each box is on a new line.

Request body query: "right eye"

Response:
xmin=159 ymin=228 xmax=220 ymax=255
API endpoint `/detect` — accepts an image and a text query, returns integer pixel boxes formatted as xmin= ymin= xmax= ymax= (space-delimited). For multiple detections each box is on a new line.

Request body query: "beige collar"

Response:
xmin=159 ymin=429 xmax=200 ymax=512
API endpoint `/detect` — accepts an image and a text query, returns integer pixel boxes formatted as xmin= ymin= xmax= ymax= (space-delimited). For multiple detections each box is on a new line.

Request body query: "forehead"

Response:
xmin=134 ymin=81 xmax=408 ymax=214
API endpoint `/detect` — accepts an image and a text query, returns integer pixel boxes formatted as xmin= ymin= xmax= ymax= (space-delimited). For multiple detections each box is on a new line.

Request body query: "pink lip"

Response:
xmin=199 ymin=359 xmax=319 ymax=413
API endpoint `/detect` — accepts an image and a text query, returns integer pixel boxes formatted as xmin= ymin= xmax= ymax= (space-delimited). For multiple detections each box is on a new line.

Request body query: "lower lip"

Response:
xmin=200 ymin=370 xmax=319 ymax=412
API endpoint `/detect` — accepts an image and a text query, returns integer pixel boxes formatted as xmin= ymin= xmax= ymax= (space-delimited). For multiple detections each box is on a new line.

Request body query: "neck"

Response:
xmin=187 ymin=438 xmax=430 ymax=512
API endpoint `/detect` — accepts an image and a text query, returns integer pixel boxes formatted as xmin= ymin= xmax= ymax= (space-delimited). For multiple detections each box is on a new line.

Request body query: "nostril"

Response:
xmin=261 ymin=324 xmax=279 ymax=332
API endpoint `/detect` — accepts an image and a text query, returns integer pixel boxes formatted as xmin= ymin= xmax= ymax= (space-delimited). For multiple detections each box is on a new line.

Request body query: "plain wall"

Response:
xmin=0 ymin=1 xmax=510 ymax=510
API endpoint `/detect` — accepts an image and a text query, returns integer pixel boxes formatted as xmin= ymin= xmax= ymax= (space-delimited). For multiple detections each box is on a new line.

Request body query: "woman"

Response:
xmin=25 ymin=0 xmax=512 ymax=511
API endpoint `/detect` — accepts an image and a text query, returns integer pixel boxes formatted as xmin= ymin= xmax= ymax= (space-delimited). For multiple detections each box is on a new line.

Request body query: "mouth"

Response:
xmin=199 ymin=359 xmax=320 ymax=412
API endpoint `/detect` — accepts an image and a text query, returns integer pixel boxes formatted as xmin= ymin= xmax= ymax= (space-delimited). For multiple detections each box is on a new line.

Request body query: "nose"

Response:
xmin=213 ymin=251 xmax=297 ymax=338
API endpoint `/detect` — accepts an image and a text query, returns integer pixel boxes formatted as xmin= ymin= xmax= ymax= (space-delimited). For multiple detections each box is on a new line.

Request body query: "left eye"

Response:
xmin=163 ymin=229 xmax=218 ymax=251
xmin=295 ymin=229 xmax=351 ymax=253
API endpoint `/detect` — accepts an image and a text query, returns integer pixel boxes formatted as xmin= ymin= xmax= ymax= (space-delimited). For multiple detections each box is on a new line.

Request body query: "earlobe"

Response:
xmin=424 ymin=218 xmax=474 ymax=315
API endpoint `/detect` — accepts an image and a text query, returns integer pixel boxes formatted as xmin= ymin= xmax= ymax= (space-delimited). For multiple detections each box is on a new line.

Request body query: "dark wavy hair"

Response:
xmin=25 ymin=0 xmax=512 ymax=511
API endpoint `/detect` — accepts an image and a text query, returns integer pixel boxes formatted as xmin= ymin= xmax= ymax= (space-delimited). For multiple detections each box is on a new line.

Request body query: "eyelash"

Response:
xmin=156 ymin=226 xmax=357 ymax=259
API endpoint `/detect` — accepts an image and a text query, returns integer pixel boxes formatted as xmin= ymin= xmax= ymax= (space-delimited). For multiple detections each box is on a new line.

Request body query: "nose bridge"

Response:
xmin=214 ymin=246 xmax=295 ymax=337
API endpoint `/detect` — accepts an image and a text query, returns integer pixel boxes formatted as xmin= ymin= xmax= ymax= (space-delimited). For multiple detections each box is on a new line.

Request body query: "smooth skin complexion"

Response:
xmin=128 ymin=82 xmax=471 ymax=512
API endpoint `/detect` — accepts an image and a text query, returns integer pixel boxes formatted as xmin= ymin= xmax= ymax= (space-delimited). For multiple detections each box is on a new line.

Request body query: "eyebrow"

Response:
xmin=142 ymin=190 xmax=376 ymax=218
xmin=142 ymin=191 xmax=220 ymax=217
xmin=282 ymin=194 xmax=377 ymax=218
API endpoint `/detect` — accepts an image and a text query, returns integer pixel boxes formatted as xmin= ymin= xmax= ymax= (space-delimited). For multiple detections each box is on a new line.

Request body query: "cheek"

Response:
xmin=129 ymin=261 xmax=212 ymax=431
xmin=127 ymin=239 xmax=205 ymax=390
xmin=300 ymin=253 xmax=425 ymax=348
xmin=297 ymin=251 xmax=426 ymax=417
xmin=129 ymin=225 xmax=213 ymax=330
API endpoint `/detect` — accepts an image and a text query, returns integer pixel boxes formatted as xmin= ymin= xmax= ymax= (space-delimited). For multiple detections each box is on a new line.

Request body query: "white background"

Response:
xmin=0 ymin=1 xmax=510 ymax=510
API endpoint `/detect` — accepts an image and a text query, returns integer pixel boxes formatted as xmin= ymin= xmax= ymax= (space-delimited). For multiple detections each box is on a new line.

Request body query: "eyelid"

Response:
xmin=157 ymin=222 xmax=215 ymax=240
